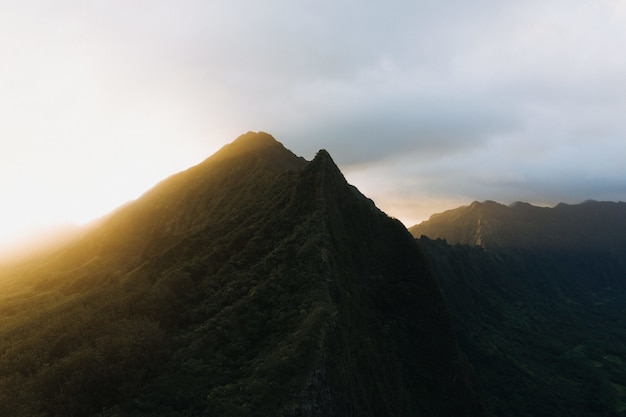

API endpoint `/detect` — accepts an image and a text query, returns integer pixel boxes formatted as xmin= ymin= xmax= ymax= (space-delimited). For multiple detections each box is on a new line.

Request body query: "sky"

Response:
xmin=2 ymin=0 xmax=626 ymax=253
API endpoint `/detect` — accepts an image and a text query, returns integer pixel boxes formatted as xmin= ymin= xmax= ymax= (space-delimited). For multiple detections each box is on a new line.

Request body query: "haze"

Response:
xmin=2 ymin=1 xmax=626 ymax=254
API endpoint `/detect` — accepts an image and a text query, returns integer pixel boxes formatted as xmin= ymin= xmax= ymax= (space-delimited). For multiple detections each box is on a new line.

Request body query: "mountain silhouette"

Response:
xmin=409 ymin=199 xmax=626 ymax=249
xmin=0 ymin=132 xmax=487 ymax=417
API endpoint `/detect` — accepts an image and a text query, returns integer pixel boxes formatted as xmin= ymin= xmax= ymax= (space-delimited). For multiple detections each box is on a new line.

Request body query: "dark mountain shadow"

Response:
xmin=413 ymin=200 xmax=626 ymax=416
xmin=0 ymin=132 xmax=488 ymax=417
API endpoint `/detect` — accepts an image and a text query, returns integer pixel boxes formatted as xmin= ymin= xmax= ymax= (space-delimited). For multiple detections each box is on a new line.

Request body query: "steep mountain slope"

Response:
xmin=411 ymin=201 xmax=626 ymax=416
xmin=26 ymin=131 xmax=307 ymax=278
xmin=410 ymin=200 xmax=626 ymax=249
xmin=419 ymin=237 xmax=626 ymax=417
xmin=0 ymin=133 xmax=487 ymax=417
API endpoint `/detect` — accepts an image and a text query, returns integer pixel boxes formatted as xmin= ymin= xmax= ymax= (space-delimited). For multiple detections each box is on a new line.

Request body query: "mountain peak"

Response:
xmin=233 ymin=130 xmax=278 ymax=146
xmin=309 ymin=149 xmax=338 ymax=172
xmin=313 ymin=148 xmax=332 ymax=160
xmin=304 ymin=148 xmax=351 ymax=195
xmin=214 ymin=131 xmax=281 ymax=158
xmin=208 ymin=131 xmax=307 ymax=172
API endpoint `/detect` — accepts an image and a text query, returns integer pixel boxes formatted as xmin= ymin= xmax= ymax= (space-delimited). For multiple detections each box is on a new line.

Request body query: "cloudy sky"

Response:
xmin=2 ymin=0 xmax=626 ymax=252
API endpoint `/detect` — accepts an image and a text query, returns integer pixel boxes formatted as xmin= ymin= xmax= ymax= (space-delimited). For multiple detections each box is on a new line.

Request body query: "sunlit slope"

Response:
xmin=0 ymin=133 xmax=487 ymax=417
xmin=410 ymin=200 xmax=626 ymax=249
xmin=0 ymin=132 xmax=305 ymax=288
xmin=0 ymin=131 xmax=303 ymax=283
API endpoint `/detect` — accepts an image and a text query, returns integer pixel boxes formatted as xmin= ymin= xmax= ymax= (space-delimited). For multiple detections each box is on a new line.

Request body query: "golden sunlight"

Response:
xmin=0 ymin=141 xmax=214 ymax=259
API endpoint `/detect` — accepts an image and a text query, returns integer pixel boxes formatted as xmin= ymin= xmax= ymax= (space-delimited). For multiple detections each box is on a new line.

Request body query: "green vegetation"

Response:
xmin=0 ymin=133 xmax=487 ymax=416
xmin=410 ymin=200 xmax=626 ymax=250
xmin=419 ymin=237 xmax=626 ymax=417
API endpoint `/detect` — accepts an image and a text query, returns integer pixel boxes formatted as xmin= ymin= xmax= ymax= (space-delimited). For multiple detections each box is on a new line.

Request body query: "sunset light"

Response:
xmin=0 ymin=134 xmax=219 ymax=255
xmin=3 ymin=2 xmax=626 ymax=415
xmin=2 ymin=1 xmax=626 ymax=257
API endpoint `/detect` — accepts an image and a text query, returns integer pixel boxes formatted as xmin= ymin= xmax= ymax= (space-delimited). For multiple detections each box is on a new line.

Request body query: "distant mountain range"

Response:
xmin=0 ymin=132 xmax=487 ymax=417
xmin=412 ymin=199 xmax=626 ymax=416
xmin=410 ymin=199 xmax=626 ymax=250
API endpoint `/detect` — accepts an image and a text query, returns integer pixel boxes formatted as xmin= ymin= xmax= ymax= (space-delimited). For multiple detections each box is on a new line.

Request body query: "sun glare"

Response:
xmin=0 ymin=141 xmax=216 ymax=260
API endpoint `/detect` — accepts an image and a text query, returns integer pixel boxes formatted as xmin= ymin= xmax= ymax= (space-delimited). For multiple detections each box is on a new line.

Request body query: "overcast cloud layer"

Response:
xmin=2 ymin=0 xmax=626 ymax=249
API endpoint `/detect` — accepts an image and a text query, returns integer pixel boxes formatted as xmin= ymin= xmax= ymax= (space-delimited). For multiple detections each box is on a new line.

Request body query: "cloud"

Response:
xmin=2 ymin=0 xmax=626 ymax=243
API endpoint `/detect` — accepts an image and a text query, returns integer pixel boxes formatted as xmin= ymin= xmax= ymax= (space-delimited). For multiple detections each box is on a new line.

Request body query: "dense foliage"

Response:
xmin=419 ymin=237 xmax=626 ymax=417
xmin=0 ymin=133 xmax=487 ymax=417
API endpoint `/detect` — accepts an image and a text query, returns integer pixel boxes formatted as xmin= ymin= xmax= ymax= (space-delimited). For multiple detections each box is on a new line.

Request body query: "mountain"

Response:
xmin=411 ymin=200 xmax=626 ymax=416
xmin=0 ymin=132 xmax=488 ymax=417
xmin=409 ymin=200 xmax=626 ymax=249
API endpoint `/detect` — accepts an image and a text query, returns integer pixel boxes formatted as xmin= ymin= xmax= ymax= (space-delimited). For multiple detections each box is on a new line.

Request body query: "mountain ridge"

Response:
xmin=209 ymin=131 xmax=307 ymax=170
xmin=410 ymin=199 xmax=626 ymax=249
xmin=413 ymin=198 xmax=626 ymax=416
xmin=13 ymin=132 xmax=307 ymax=283
xmin=289 ymin=147 xmax=488 ymax=416
xmin=0 ymin=132 xmax=488 ymax=417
